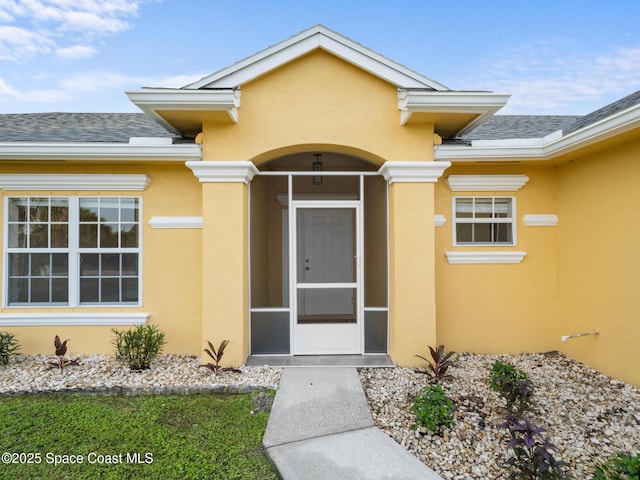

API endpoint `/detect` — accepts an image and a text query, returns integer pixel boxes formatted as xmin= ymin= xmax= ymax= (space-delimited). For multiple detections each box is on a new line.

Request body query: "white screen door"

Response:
xmin=292 ymin=203 xmax=361 ymax=354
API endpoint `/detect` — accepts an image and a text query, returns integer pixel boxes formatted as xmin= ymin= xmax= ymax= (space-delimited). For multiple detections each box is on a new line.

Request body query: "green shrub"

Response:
xmin=411 ymin=384 xmax=455 ymax=433
xmin=593 ymin=452 xmax=640 ymax=479
xmin=0 ymin=332 xmax=20 ymax=366
xmin=112 ymin=324 xmax=166 ymax=370
xmin=489 ymin=360 xmax=534 ymax=416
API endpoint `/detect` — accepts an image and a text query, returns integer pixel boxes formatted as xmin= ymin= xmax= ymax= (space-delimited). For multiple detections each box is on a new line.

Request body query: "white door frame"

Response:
xmin=290 ymin=200 xmax=364 ymax=354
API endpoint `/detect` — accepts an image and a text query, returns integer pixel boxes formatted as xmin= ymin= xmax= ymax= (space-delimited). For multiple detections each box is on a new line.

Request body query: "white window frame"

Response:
xmin=3 ymin=196 xmax=142 ymax=308
xmin=452 ymin=196 xmax=516 ymax=246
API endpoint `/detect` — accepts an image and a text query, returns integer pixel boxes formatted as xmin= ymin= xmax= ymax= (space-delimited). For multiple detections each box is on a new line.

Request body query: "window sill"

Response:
xmin=445 ymin=251 xmax=527 ymax=264
xmin=0 ymin=312 xmax=149 ymax=326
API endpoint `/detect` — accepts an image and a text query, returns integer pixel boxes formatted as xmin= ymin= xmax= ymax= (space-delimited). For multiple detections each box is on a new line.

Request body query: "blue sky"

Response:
xmin=1 ymin=0 xmax=639 ymax=115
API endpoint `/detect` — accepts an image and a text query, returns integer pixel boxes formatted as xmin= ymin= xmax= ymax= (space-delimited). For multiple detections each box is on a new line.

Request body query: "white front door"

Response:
xmin=293 ymin=204 xmax=361 ymax=354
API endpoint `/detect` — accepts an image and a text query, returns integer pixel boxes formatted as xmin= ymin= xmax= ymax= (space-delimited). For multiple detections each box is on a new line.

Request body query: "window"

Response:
xmin=5 ymin=197 xmax=141 ymax=306
xmin=453 ymin=197 xmax=515 ymax=245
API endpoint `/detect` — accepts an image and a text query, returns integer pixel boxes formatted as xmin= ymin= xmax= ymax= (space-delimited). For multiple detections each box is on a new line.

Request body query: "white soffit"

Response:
xmin=398 ymin=91 xmax=511 ymax=131
xmin=185 ymin=25 xmax=448 ymax=90
xmin=378 ymin=161 xmax=451 ymax=184
xmin=0 ymin=142 xmax=201 ymax=161
xmin=0 ymin=174 xmax=151 ymax=191
xmin=446 ymin=175 xmax=529 ymax=191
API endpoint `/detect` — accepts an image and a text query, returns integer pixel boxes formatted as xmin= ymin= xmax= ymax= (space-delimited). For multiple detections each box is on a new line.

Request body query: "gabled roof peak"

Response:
xmin=184 ymin=24 xmax=449 ymax=91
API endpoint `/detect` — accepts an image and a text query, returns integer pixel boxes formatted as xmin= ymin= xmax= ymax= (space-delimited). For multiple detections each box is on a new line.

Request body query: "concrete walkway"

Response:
xmin=263 ymin=367 xmax=442 ymax=480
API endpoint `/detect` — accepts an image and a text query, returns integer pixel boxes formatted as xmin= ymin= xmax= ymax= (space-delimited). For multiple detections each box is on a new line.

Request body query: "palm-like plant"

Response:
xmin=200 ymin=340 xmax=241 ymax=376
xmin=415 ymin=345 xmax=456 ymax=383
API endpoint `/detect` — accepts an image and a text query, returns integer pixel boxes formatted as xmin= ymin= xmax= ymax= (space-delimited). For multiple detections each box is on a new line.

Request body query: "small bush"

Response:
xmin=593 ymin=452 xmax=640 ymax=479
xmin=411 ymin=384 xmax=456 ymax=433
xmin=489 ymin=360 xmax=534 ymax=416
xmin=112 ymin=324 xmax=166 ymax=371
xmin=415 ymin=345 xmax=456 ymax=383
xmin=500 ymin=415 xmax=572 ymax=480
xmin=0 ymin=332 xmax=20 ymax=366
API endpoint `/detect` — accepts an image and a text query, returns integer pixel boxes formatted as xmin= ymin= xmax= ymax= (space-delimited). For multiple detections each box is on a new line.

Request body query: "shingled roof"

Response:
xmin=0 ymin=112 xmax=182 ymax=142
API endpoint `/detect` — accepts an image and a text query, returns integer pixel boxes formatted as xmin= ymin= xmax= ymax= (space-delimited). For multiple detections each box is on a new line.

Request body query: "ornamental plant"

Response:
xmin=415 ymin=344 xmax=456 ymax=383
xmin=48 ymin=335 xmax=80 ymax=371
xmin=489 ymin=360 xmax=534 ymax=416
xmin=593 ymin=452 xmax=640 ymax=480
xmin=411 ymin=384 xmax=456 ymax=433
xmin=0 ymin=331 xmax=20 ymax=366
xmin=500 ymin=414 xmax=572 ymax=480
xmin=200 ymin=340 xmax=241 ymax=376
xmin=112 ymin=324 xmax=166 ymax=371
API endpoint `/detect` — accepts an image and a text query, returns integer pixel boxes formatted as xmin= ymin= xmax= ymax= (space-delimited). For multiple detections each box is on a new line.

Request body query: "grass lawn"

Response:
xmin=0 ymin=392 xmax=278 ymax=480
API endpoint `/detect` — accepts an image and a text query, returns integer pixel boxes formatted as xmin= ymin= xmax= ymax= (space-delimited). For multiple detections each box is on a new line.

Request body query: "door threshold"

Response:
xmin=244 ymin=354 xmax=394 ymax=368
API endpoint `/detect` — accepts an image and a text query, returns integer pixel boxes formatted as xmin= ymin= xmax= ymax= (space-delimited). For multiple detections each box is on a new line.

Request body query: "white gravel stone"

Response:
xmin=360 ymin=351 xmax=640 ymax=480
xmin=0 ymin=354 xmax=281 ymax=395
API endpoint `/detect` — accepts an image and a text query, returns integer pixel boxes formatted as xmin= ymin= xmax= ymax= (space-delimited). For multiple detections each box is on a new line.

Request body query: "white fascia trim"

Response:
xmin=0 ymin=142 xmax=201 ymax=162
xmin=0 ymin=174 xmax=151 ymax=191
xmin=186 ymin=160 xmax=258 ymax=184
xmin=446 ymin=175 xmax=529 ymax=191
xmin=434 ymin=214 xmax=447 ymax=227
xmin=435 ymin=103 xmax=640 ymax=162
xmin=378 ymin=161 xmax=451 ymax=184
xmin=187 ymin=25 xmax=447 ymax=90
xmin=398 ymin=91 xmax=511 ymax=129
xmin=446 ymin=251 xmax=527 ymax=264
xmin=148 ymin=216 xmax=203 ymax=229
xmin=0 ymin=312 xmax=149 ymax=326
xmin=523 ymin=214 xmax=558 ymax=226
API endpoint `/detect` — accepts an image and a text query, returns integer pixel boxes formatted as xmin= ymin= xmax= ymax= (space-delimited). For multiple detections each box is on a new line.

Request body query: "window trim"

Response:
xmin=3 ymin=196 xmax=142 ymax=308
xmin=452 ymin=196 xmax=517 ymax=246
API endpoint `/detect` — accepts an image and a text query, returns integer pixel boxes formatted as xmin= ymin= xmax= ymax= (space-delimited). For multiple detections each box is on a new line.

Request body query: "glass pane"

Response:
xmin=456 ymin=223 xmax=473 ymax=243
xmin=8 ymin=224 xmax=26 ymax=248
xmin=100 ymin=224 xmax=118 ymax=247
xmin=50 ymin=224 xmax=68 ymax=248
xmin=8 ymin=198 xmax=28 ymax=222
xmin=101 ymin=254 xmax=121 ymax=276
xmin=121 ymin=198 xmax=139 ymax=222
xmin=251 ymin=311 xmax=290 ymax=355
xmin=30 ymin=224 xmax=48 ymax=248
xmin=51 ymin=278 xmax=68 ymax=303
xmin=475 ymin=198 xmax=493 ymax=218
xmin=9 ymin=253 xmax=29 ymax=276
xmin=79 ymin=224 xmax=98 ymax=248
xmin=31 ymin=253 xmax=50 ymax=276
xmin=297 ymin=208 xmax=355 ymax=284
xmin=51 ymin=254 xmax=68 ymax=276
xmin=9 ymin=278 xmax=28 ymax=303
xmin=455 ymin=198 xmax=473 ymax=218
xmin=29 ymin=198 xmax=49 ymax=222
xmin=474 ymin=223 xmax=492 ymax=242
xmin=50 ymin=198 xmax=68 ymax=221
xmin=79 ymin=198 xmax=99 ymax=221
xmin=80 ymin=254 xmax=99 ymax=276
xmin=121 ymin=278 xmax=138 ymax=302
xmin=101 ymin=278 xmax=120 ymax=302
xmin=80 ymin=278 xmax=99 ymax=303
xmin=494 ymin=223 xmax=513 ymax=243
xmin=31 ymin=278 xmax=50 ymax=302
xmin=122 ymin=253 xmax=138 ymax=275
xmin=120 ymin=224 xmax=138 ymax=247
xmin=297 ymin=288 xmax=356 ymax=323
xmin=494 ymin=198 xmax=512 ymax=218
xmin=100 ymin=198 xmax=120 ymax=222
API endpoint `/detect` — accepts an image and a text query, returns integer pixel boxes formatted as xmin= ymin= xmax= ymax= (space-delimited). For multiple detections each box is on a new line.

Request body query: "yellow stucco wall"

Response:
xmin=435 ymin=165 xmax=559 ymax=355
xmin=556 ymin=138 xmax=640 ymax=386
xmin=0 ymin=163 xmax=203 ymax=357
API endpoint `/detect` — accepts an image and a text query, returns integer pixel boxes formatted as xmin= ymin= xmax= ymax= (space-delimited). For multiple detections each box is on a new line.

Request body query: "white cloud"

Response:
xmin=462 ymin=43 xmax=640 ymax=114
xmin=55 ymin=44 xmax=96 ymax=59
xmin=0 ymin=0 xmax=147 ymax=62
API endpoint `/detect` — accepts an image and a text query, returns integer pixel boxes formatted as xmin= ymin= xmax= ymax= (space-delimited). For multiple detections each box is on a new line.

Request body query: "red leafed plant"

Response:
xmin=415 ymin=345 xmax=456 ymax=383
xmin=200 ymin=340 xmax=241 ymax=376
xmin=48 ymin=335 xmax=80 ymax=371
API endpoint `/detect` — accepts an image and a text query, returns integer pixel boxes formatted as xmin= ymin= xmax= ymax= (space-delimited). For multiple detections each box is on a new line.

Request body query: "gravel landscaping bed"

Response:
xmin=360 ymin=351 xmax=640 ymax=480
xmin=0 ymin=354 xmax=281 ymax=395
